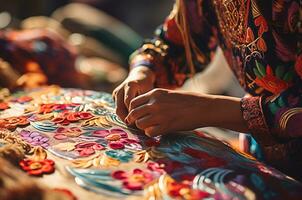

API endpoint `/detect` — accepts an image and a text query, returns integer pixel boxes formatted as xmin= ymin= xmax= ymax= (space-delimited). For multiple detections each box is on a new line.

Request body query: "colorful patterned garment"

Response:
xmin=130 ymin=0 xmax=302 ymax=179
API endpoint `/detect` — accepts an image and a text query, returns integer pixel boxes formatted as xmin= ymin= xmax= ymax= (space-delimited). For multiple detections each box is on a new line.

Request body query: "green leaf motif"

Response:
xmin=277 ymin=96 xmax=286 ymax=107
xmin=268 ymin=102 xmax=280 ymax=115
xmin=275 ymin=66 xmax=285 ymax=79
xmin=255 ymin=60 xmax=266 ymax=77
xmin=253 ymin=68 xmax=263 ymax=78
xmin=283 ymin=71 xmax=294 ymax=82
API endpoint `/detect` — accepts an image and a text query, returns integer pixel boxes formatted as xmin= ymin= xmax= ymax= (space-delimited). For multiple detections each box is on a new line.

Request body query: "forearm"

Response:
xmin=196 ymin=94 xmax=249 ymax=133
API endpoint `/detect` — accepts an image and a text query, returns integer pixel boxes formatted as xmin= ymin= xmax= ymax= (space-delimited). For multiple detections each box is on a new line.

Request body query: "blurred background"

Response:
xmin=0 ymin=0 xmax=173 ymax=37
xmin=0 ymin=0 xmax=243 ymax=98
xmin=0 ymin=0 xmax=173 ymax=92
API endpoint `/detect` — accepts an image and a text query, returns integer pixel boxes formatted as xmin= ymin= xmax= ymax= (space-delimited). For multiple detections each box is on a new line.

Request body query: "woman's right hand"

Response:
xmin=112 ymin=66 xmax=155 ymax=121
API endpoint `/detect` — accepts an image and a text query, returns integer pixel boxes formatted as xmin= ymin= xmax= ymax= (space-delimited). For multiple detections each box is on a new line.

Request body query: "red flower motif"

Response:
xmin=108 ymin=141 xmax=125 ymax=149
xmin=255 ymin=16 xmax=268 ymax=36
xmin=52 ymin=111 xmax=93 ymax=125
xmin=255 ymin=65 xmax=291 ymax=94
xmin=164 ymin=18 xmax=183 ymax=46
xmin=183 ymin=147 xmax=226 ymax=168
xmin=75 ymin=142 xmax=104 ymax=157
xmin=19 ymin=159 xmax=55 ymax=176
xmin=168 ymin=180 xmax=209 ymax=199
xmin=0 ymin=102 xmax=9 ymax=110
xmin=13 ymin=96 xmax=33 ymax=103
xmin=39 ymin=103 xmax=56 ymax=114
xmin=38 ymin=103 xmax=79 ymax=114
xmin=111 ymin=169 xmax=154 ymax=191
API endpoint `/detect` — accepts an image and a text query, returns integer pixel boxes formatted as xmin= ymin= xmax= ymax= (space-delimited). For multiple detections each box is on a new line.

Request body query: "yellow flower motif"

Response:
xmin=53 ymin=142 xmax=76 ymax=152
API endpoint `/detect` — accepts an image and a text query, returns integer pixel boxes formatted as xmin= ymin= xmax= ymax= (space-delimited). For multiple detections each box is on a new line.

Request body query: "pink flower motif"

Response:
xmin=75 ymin=142 xmax=104 ymax=157
xmin=54 ymin=133 xmax=68 ymax=140
xmin=92 ymin=128 xmax=128 ymax=138
xmin=92 ymin=128 xmax=140 ymax=150
xmin=147 ymin=162 xmax=165 ymax=174
xmin=120 ymin=138 xmax=142 ymax=151
xmin=93 ymin=130 xmax=111 ymax=137
xmin=110 ymin=128 xmax=128 ymax=138
xmin=111 ymin=169 xmax=154 ymax=191
xmin=109 ymin=141 xmax=125 ymax=149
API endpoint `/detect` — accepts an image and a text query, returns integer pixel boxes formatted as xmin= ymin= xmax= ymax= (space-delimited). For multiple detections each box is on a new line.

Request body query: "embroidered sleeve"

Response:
xmin=129 ymin=1 xmax=218 ymax=88
xmin=240 ymin=97 xmax=272 ymax=145
xmin=241 ymin=0 xmax=302 ymax=141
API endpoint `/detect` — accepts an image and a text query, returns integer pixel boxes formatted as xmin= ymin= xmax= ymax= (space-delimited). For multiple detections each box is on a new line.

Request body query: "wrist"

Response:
xmin=197 ymin=94 xmax=247 ymax=132
xmin=129 ymin=65 xmax=155 ymax=86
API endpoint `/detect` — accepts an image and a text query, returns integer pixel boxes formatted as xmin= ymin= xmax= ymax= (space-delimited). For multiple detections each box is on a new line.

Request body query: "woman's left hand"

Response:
xmin=125 ymin=88 xmax=212 ymax=136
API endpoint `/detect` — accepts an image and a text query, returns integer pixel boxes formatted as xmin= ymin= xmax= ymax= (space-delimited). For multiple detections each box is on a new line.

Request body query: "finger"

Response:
xmin=115 ymin=89 xmax=128 ymax=121
xmin=124 ymin=84 xmax=138 ymax=110
xmin=129 ymin=92 xmax=151 ymax=111
xmin=145 ymin=125 xmax=164 ymax=137
xmin=126 ymin=104 xmax=152 ymax=125
xmin=112 ymin=87 xmax=119 ymax=102
xmin=135 ymin=114 xmax=158 ymax=130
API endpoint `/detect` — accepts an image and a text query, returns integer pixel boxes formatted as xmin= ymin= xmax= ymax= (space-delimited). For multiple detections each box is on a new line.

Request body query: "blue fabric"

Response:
xmin=247 ymin=134 xmax=264 ymax=161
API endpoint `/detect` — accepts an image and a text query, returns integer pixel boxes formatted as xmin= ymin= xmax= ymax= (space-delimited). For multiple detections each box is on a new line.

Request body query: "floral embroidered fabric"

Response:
xmin=0 ymin=86 xmax=302 ymax=199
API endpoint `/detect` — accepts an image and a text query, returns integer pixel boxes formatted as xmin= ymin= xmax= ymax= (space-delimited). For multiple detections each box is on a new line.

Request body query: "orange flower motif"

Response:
xmin=0 ymin=116 xmax=29 ymax=129
xmin=246 ymin=27 xmax=254 ymax=43
xmin=19 ymin=159 xmax=55 ymax=176
xmin=0 ymin=102 xmax=9 ymax=110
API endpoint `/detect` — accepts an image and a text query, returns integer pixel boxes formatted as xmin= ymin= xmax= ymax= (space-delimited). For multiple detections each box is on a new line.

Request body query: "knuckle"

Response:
xmin=145 ymin=127 xmax=153 ymax=136
xmin=129 ymin=99 xmax=138 ymax=110
xmin=112 ymin=88 xmax=118 ymax=98
xmin=124 ymin=95 xmax=130 ymax=105
xmin=126 ymin=81 xmax=137 ymax=88
xmin=129 ymin=102 xmax=134 ymax=111
xmin=152 ymin=88 xmax=164 ymax=96
xmin=145 ymin=130 xmax=153 ymax=137
xmin=135 ymin=120 xmax=143 ymax=129
xmin=127 ymin=110 xmax=136 ymax=121
xmin=131 ymin=109 xmax=139 ymax=119
xmin=147 ymin=101 xmax=158 ymax=110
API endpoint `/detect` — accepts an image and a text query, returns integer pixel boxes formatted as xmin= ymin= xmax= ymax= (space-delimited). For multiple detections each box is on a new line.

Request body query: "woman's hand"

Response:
xmin=112 ymin=66 xmax=155 ymax=121
xmin=125 ymin=89 xmax=210 ymax=136
xmin=125 ymin=88 xmax=248 ymax=136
